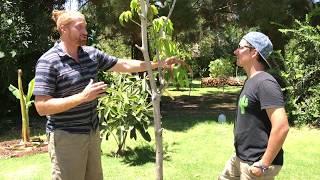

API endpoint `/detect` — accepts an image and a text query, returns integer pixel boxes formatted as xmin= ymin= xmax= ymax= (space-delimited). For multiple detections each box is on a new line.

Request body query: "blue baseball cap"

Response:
xmin=242 ymin=32 xmax=273 ymax=67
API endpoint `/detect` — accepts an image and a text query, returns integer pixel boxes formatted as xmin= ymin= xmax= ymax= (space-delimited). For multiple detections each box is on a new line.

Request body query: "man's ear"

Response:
xmin=251 ymin=49 xmax=259 ymax=59
xmin=60 ymin=24 xmax=67 ymax=34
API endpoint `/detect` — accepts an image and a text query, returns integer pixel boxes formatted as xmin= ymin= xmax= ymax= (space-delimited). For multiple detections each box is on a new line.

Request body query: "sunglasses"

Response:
xmin=238 ymin=45 xmax=255 ymax=50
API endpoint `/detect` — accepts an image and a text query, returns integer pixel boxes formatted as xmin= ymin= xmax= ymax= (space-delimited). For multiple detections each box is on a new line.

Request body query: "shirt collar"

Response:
xmin=53 ymin=40 xmax=84 ymax=58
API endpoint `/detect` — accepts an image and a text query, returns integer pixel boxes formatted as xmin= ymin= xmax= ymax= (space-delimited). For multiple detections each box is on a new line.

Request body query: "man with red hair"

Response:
xmin=34 ymin=10 xmax=176 ymax=180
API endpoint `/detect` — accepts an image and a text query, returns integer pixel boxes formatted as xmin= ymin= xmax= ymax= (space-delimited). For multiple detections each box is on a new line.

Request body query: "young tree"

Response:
xmin=119 ymin=0 xmax=183 ymax=179
xmin=8 ymin=70 xmax=35 ymax=144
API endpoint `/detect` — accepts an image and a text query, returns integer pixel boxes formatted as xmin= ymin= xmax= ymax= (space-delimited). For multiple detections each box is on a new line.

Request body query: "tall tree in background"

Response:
xmin=79 ymin=0 xmax=198 ymax=60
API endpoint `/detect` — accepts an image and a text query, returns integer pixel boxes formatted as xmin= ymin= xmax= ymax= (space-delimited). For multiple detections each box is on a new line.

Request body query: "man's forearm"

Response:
xmin=110 ymin=59 xmax=160 ymax=73
xmin=261 ymin=124 xmax=289 ymax=166
xmin=35 ymin=93 xmax=85 ymax=116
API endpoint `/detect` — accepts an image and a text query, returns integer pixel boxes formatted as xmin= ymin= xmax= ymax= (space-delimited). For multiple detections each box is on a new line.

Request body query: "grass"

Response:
xmin=0 ymin=85 xmax=320 ymax=179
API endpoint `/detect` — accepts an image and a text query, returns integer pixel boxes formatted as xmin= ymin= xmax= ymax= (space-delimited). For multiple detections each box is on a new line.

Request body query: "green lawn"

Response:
xmin=0 ymin=119 xmax=319 ymax=179
xmin=0 ymin=85 xmax=319 ymax=179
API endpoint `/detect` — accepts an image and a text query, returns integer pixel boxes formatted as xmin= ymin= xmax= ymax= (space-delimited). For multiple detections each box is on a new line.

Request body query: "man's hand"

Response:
xmin=164 ymin=56 xmax=178 ymax=66
xmin=158 ymin=56 xmax=178 ymax=68
xmin=249 ymin=161 xmax=264 ymax=177
xmin=159 ymin=56 xmax=190 ymax=68
xmin=80 ymin=79 xmax=107 ymax=103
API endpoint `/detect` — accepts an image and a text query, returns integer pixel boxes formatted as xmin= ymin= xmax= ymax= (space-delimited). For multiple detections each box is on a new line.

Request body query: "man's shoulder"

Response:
xmin=253 ymin=72 xmax=278 ymax=84
xmin=38 ymin=47 xmax=62 ymax=63
xmin=81 ymin=45 xmax=99 ymax=54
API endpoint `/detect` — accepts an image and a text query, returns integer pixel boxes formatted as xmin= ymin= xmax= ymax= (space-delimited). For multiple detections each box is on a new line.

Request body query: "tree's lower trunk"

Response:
xmin=18 ymin=69 xmax=30 ymax=144
xmin=152 ymin=95 xmax=163 ymax=180
xmin=22 ymin=111 xmax=30 ymax=143
xmin=116 ymin=131 xmax=128 ymax=156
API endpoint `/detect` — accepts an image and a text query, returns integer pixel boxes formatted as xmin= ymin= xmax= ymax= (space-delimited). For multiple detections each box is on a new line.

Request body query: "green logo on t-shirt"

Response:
xmin=239 ymin=95 xmax=248 ymax=114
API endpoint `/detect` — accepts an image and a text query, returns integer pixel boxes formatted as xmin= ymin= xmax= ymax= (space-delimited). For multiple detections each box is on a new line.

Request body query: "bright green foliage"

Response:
xmin=168 ymin=65 xmax=190 ymax=90
xmin=150 ymin=16 xmax=174 ymax=59
xmin=130 ymin=0 xmax=139 ymax=12
xmin=119 ymin=11 xmax=133 ymax=26
xmin=150 ymin=16 xmax=192 ymax=89
xmin=208 ymin=58 xmax=234 ymax=78
xmin=95 ymin=35 xmax=131 ymax=58
xmin=8 ymin=80 xmax=35 ymax=110
xmin=98 ymin=72 xmax=153 ymax=155
xmin=193 ymin=24 xmax=248 ymax=77
xmin=119 ymin=0 xmax=192 ymax=89
xmin=279 ymin=14 xmax=320 ymax=126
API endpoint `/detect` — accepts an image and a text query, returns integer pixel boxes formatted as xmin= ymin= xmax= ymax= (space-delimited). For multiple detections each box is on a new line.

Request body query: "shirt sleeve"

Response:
xmin=258 ymin=79 xmax=285 ymax=110
xmin=95 ymin=48 xmax=118 ymax=71
xmin=33 ymin=58 xmax=57 ymax=96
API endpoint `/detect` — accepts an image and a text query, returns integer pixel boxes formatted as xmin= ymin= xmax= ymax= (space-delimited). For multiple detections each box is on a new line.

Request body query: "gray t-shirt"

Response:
xmin=234 ymin=71 xmax=285 ymax=165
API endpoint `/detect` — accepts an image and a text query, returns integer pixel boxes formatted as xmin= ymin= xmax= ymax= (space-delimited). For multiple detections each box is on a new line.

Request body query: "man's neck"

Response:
xmin=60 ymin=40 xmax=80 ymax=62
xmin=246 ymin=65 xmax=265 ymax=79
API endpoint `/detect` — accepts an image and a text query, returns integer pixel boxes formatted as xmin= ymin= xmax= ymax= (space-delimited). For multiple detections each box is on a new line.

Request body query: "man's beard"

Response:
xmin=80 ymin=38 xmax=87 ymax=46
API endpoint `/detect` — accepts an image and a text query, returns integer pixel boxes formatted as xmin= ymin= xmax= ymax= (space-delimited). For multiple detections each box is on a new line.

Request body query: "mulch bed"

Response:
xmin=201 ymin=77 xmax=244 ymax=87
xmin=0 ymin=139 xmax=48 ymax=159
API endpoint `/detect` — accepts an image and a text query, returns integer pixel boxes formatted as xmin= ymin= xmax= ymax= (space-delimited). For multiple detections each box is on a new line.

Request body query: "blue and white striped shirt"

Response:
xmin=34 ymin=41 xmax=118 ymax=134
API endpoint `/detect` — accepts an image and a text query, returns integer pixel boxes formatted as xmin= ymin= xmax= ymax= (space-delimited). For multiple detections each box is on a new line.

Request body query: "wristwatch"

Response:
xmin=253 ymin=161 xmax=269 ymax=173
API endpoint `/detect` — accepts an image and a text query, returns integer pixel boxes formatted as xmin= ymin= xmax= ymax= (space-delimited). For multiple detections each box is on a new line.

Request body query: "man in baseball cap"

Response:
xmin=218 ymin=32 xmax=289 ymax=179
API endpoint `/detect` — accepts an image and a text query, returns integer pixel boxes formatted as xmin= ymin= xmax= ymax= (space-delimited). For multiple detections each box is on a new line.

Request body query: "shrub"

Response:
xmin=279 ymin=14 xmax=320 ymax=127
xmin=208 ymin=58 xmax=234 ymax=78
xmin=98 ymin=72 xmax=153 ymax=155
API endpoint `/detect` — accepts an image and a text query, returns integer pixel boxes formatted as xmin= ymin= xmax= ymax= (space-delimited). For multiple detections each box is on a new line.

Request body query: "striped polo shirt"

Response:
xmin=34 ymin=41 xmax=118 ymax=134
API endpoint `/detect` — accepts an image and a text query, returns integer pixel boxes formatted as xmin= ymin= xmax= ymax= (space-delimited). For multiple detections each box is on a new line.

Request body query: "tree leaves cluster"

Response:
xmin=0 ymin=0 xmax=64 ymax=122
xmin=0 ymin=0 xmax=319 ymax=128
xmin=98 ymin=72 xmax=153 ymax=155
xmin=279 ymin=14 xmax=320 ymax=127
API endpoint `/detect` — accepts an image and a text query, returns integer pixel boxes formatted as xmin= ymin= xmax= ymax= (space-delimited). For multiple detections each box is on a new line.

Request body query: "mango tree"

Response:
xmin=118 ymin=0 xmax=193 ymax=179
xmin=8 ymin=69 xmax=34 ymax=144
xmin=98 ymin=72 xmax=153 ymax=155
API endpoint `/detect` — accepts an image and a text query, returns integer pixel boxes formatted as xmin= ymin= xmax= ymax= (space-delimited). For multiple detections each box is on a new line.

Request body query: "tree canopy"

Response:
xmin=0 ymin=0 xmax=319 ymax=126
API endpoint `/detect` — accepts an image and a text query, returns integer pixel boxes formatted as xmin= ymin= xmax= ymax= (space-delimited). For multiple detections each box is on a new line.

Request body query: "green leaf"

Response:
xmin=119 ymin=11 xmax=132 ymax=26
xmin=8 ymin=84 xmax=20 ymax=100
xmin=124 ymin=11 xmax=133 ymax=22
xmin=130 ymin=0 xmax=139 ymax=12
xmin=10 ymin=50 xmax=17 ymax=57
xmin=26 ymin=101 xmax=34 ymax=108
xmin=26 ymin=78 xmax=35 ymax=102
xmin=135 ymin=123 xmax=151 ymax=142
xmin=150 ymin=5 xmax=159 ymax=15
xmin=130 ymin=127 xmax=137 ymax=140
xmin=0 ymin=51 xmax=5 ymax=58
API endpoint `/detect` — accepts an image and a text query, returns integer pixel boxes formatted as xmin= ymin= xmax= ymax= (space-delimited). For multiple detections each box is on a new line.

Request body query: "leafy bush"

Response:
xmin=208 ymin=58 xmax=234 ymax=78
xmin=94 ymin=34 xmax=131 ymax=58
xmin=192 ymin=24 xmax=247 ymax=78
xmin=279 ymin=14 xmax=320 ymax=127
xmin=98 ymin=72 xmax=153 ymax=155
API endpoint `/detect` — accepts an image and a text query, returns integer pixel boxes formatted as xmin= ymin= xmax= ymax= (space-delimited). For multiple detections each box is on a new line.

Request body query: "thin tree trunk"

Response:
xmin=18 ymin=69 xmax=30 ymax=144
xmin=138 ymin=1 xmax=163 ymax=179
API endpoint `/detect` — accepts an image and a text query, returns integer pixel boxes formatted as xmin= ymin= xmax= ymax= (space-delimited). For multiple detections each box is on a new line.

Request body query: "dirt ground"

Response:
xmin=0 ymin=139 xmax=47 ymax=159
